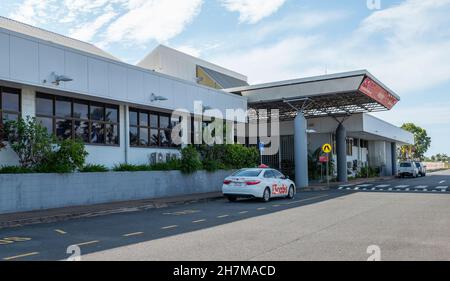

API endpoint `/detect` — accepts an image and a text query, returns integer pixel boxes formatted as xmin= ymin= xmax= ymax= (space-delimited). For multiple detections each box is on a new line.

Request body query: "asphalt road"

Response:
xmin=0 ymin=170 xmax=449 ymax=261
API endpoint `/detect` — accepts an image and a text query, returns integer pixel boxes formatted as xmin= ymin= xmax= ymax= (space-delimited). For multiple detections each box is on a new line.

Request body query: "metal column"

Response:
xmin=391 ymin=142 xmax=398 ymax=176
xmin=294 ymin=112 xmax=309 ymax=188
xmin=336 ymin=123 xmax=347 ymax=183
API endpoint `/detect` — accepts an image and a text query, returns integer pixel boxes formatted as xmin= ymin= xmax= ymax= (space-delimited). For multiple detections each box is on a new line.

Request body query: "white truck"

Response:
xmin=397 ymin=161 xmax=420 ymax=178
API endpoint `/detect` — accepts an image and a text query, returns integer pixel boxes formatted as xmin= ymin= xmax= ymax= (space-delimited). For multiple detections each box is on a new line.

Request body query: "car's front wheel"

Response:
xmin=287 ymin=185 xmax=295 ymax=199
xmin=262 ymin=188 xmax=271 ymax=202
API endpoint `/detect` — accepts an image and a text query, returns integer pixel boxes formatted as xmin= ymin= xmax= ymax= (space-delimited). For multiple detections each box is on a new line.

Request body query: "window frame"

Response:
xmin=35 ymin=92 xmax=120 ymax=146
xmin=129 ymin=108 xmax=180 ymax=149
xmin=0 ymin=86 xmax=22 ymax=125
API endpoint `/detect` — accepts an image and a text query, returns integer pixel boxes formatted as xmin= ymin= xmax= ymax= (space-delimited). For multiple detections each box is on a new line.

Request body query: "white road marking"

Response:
xmin=396 ymin=185 xmax=409 ymax=188
xmin=376 ymin=184 xmax=390 ymax=188
xmin=439 ymin=180 xmax=446 ymax=184
xmin=3 ymin=252 xmax=39 ymax=260
xmin=217 ymin=215 xmax=229 ymax=218
xmin=415 ymin=185 xmax=428 ymax=189
xmin=371 ymin=188 xmax=376 ymax=191
xmin=338 ymin=187 xmax=344 ymax=190
xmin=357 ymin=184 xmax=373 ymax=187
xmin=435 ymin=186 xmax=448 ymax=190
xmin=161 ymin=225 xmax=178 ymax=230
xmin=76 ymin=240 xmax=99 ymax=247
xmin=405 ymin=188 xmax=410 ymax=191
xmin=354 ymin=187 xmax=360 ymax=190
xmin=388 ymin=188 xmax=393 ymax=191
xmin=55 ymin=229 xmax=66 ymax=235
xmin=192 ymin=219 xmax=206 ymax=223
xmin=123 ymin=232 xmax=144 ymax=237
xmin=239 ymin=211 xmax=248 ymax=214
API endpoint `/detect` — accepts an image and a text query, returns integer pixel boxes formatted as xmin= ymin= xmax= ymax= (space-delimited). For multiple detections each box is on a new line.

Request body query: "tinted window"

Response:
xmin=129 ymin=111 xmax=138 ymax=126
xmin=150 ymin=114 xmax=158 ymax=128
xmin=400 ymin=163 xmax=411 ymax=167
xmin=36 ymin=97 xmax=53 ymax=116
xmin=55 ymin=99 xmax=72 ymax=118
xmin=106 ymin=107 xmax=118 ymax=122
xmin=233 ymin=170 xmax=262 ymax=177
xmin=160 ymin=115 xmax=170 ymax=129
xmin=73 ymin=102 xmax=88 ymax=119
xmin=264 ymin=170 xmax=274 ymax=178
xmin=2 ymin=92 xmax=19 ymax=112
xmin=139 ymin=112 xmax=148 ymax=126
xmin=415 ymin=163 xmax=421 ymax=167
xmin=272 ymin=170 xmax=284 ymax=178
xmin=90 ymin=105 xmax=104 ymax=121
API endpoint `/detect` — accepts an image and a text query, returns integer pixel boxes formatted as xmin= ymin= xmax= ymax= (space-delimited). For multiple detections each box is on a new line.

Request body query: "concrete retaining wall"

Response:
xmin=0 ymin=170 xmax=231 ymax=214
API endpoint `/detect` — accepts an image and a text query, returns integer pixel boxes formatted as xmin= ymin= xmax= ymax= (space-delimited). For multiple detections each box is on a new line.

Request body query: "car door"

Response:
xmin=272 ymin=170 xmax=288 ymax=197
xmin=263 ymin=170 xmax=279 ymax=197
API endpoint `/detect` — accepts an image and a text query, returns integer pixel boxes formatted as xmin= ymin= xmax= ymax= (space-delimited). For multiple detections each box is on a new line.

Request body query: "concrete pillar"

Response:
xmin=336 ymin=123 xmax=347 ymax=183
xmin=391 ymin=142 xmax=397 ymax=176
xmin=294 ymin=112 xmax=308 ymax=188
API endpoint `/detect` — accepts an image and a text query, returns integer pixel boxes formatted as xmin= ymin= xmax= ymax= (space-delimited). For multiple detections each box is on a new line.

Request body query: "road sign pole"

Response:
xmin=326 ymin=153 xmax=329 ymax=187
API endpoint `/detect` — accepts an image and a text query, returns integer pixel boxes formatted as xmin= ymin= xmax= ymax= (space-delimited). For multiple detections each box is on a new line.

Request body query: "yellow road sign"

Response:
xmin=322 ymin=143 xmax=332 ymax=154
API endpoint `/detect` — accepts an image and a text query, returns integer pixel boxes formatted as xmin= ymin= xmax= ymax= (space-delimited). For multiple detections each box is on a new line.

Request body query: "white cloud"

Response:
xmin=69 ymin=11 xmax=117 ymax=42
xmin=221 ymin=0 xmax=286 ymax=24
xmin=9 ymin=0 xmax=59 ymax=25
xmin=211 ymin=0 xmax=450 ymax=94
xmin=102 ymin=0 xmax=203 ymax=45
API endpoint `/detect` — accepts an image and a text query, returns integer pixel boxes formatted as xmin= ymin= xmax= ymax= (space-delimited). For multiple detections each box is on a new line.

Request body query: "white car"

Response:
xmin=398 ymin=161 xmax=420 ymax=178
xmin=222 ymin=168 xmax=296 ymax=202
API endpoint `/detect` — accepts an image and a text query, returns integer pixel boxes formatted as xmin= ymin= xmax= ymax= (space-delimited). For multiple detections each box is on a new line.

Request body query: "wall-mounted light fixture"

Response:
xmin=43 ymin=72 xmax=73 ymax=86
xmin=150 ymin=93 xmax=168 ymax=102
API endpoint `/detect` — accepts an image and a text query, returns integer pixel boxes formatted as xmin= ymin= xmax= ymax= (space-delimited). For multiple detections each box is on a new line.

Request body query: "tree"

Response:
xmin=4 ymin=116 xmax=53 ymax=168
xmin=401 ymin=123 xmax=431 ymax=161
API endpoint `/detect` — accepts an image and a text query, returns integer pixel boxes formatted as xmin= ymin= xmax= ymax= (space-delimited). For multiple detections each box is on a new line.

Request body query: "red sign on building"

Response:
xmin=359 ymin=77 xmax=399 ymax=110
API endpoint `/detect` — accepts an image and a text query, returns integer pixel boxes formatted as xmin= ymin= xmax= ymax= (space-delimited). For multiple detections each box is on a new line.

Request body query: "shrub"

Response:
xmin=181 ymin=145 xmax=202 ymax=174
xmin=0 ymin=165 xmax=34 ymax=174
xmin=202 ymin=158 xmax=220 ymax=172
xmin=113 ymin=163 xmax=152 ymax=172
xmin=223 ymin=144 xmax=259 ymax=169
xmin=80 ymin=164 xmax=109 ymax=173
xmin=150 ymin=159 xmax=182 ymax=171
xmin=3 ymin=116 xmax=52 ymax=168
xmin=36 ymin=138 xmax=88 ymax=173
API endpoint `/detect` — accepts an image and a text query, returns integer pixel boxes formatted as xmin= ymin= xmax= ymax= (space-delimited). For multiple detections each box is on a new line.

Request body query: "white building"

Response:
xmin=0 ymin=17 xmax=413 ymax=187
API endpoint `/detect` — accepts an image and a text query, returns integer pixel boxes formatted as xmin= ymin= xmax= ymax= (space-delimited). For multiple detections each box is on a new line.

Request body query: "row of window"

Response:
xmin=129 ymin=109 xmax=180 ymax=148
xmin=36 ymin=93 xmax=120 ymax=145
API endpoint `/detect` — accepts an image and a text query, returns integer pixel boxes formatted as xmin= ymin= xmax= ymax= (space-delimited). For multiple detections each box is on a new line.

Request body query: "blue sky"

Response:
xmin=1 ymin=0 xmax=449 ymax=156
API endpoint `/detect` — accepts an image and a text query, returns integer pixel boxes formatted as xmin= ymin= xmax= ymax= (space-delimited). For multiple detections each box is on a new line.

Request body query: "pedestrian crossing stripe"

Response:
xmin=416 ymin=185 xmax=428 ymax=189
xmin=357 ymin=184 xmax=373 ymax=187
xmin=396 ymin=185 xmax=409 ymax=188
xmin=435 ymin=186 xmax=448 ymax=190
xmin=376 ymin=184 xmax=390 ymax=188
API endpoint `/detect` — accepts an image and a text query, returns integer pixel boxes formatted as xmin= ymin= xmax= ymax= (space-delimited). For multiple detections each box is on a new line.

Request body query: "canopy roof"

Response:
xmin=226 ymin=70 xmax=400 ymax=121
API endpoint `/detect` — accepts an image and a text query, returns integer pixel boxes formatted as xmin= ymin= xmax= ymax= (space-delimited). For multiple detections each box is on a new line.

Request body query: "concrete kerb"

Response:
xmin=0 ymin=192 xmax=224 ymax=229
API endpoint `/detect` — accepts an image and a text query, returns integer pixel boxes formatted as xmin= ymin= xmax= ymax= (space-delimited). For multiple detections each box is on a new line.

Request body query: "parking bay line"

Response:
xmin=3 ymin=252 xmax=39 ymax=261
xmin=55 ymin=229 xmax=67 ymax=235
xmin=123 ymin=232 xmax=144 ymax=237
xmin=161 ymin=225 xmax=178 ymax=230
xmin=192 ymin=219 xmax=206 ymax=223
xmin=239 ymin=211 xmax=249 ymax=214
xmin=76 ymin=240 xmax=99 ymax=247
xmin=217 ymin=215 xmax=229 ymax=218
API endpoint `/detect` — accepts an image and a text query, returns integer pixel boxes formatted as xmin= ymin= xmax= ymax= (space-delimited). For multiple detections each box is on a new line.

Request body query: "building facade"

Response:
xmin=0 ymin=17 xmax=413 ymax=186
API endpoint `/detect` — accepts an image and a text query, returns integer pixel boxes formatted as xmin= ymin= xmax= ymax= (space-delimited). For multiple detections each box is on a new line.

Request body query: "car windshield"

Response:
xmin=232 ymin=169 xmax=262 ymax=177
xmin=400 ymin=163 xmax=411 ymax=167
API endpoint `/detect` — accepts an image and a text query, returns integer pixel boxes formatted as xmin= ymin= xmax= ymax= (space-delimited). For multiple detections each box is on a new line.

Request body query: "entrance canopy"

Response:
xmin=226 ymin=70 xmax=400 ymax=121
